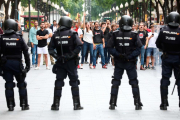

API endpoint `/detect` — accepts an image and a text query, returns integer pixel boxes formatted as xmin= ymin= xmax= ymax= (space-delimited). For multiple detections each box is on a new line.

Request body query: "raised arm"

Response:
xmin=83 ymin=12 xmax=86 ymax=30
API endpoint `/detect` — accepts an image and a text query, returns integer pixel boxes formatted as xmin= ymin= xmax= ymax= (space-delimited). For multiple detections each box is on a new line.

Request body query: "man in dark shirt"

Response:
xmin=102 ymin=19 xmax=111 ymax=65
xmin=35 ymin=22 xmax=49 ymax=70
xmin=93 ymin=22 xmax=107 ymax=69
xmin=138 ymin=22 xmax=148 ymax=70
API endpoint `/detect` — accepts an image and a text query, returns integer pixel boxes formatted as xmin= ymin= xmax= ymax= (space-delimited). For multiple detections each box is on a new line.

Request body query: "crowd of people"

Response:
xmin=0 ymin=14 xmax=164 ymax=71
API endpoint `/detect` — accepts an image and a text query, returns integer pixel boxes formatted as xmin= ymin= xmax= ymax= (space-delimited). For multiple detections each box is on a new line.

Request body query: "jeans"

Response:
xmin=140 ymin=45 xmax=145 ymax=65
xmin=104 ymin=41 xmax=110 ymax=64
xmin=93 ymin=44 xmax=105 ymax=66
xmin=32 ymin=44 xmax=38 ymax=65
xmin=81 ymin=41 xmax=93 ymax=64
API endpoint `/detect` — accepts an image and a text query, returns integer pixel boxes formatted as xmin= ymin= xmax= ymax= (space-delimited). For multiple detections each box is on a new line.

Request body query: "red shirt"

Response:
xmin=0 ymin=28 xmax=3 ymax=34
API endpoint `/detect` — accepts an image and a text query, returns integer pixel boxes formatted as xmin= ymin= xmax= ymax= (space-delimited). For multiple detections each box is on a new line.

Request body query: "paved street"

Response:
xmin=0 ymin=33 xmax=179 ymax=120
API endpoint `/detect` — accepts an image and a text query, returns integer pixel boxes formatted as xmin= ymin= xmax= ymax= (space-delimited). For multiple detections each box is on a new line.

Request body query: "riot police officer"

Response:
xmin=48 ymin=16 xmax=83 ymax=110
xmin=0 ymin=19 xmax=30 ymax=111
xmin=107 ymin=15 xmax=143 ymax=110
xmin=156 ymin=12 xmax=180 ymax=110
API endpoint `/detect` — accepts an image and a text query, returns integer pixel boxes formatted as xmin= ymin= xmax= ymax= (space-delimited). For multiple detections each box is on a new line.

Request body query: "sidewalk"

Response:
xmin=0 ymin=58 xmax=180 ymax=120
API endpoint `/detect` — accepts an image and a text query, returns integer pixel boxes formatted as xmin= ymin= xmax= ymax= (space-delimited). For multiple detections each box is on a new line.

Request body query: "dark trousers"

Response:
xmin=111 ymin=61 xmax=140 ymax=97
xmin=2 ymin=60 xmax=28 ymax=107
xmin=161 ymin=55 xmax=180 ymax=97
xmin=54 ymin=59 xmax=80 ymax=98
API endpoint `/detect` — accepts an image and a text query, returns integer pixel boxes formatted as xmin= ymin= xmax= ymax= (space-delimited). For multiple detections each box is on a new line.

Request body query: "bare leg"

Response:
xmin=44 ymin=54 xmax=48 ymax=67
xmin=146 ymin=56 xmax=150 ymax=67
xmin=37 ymin=54 xmax=41 ymax=67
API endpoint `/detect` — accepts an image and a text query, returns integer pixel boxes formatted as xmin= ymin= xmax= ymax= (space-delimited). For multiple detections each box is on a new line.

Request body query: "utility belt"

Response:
xmin=162 ymin=52 xmax=180 ymax=59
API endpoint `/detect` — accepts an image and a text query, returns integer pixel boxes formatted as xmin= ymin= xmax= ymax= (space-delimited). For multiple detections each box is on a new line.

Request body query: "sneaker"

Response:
xmin=145 ymin=66 xmax=150 ymax=69
xmin=105 ymin=64 xmax=108 ymax=66
xmin=43 ymin=63 xmax=45 ymax=65
xmin=77 ymin=65 xmax=80 ymax=69
xmin=31 ymin=65 xmax=34 ymax=68
xmin=84 ymin=61 xmax=89 ymax=64
xmin=35 ymin=67 xmax=39 ymax=70
xmin=93 ymin=66 xmax=96 ymax=69
xmin=90 ymin=66 xmax=94 ymax=69
xmin=151 ymin=66 xmax=156 ymax=70
xmin=46 ymin=67 xmax=50 ymax=70
xmin=51 ymin=62 xmax=55 ymax=65
xmin=102 ymin=65 xmax=107 ymax=69
xmin=80 ymin=66 xmax=83 ymax=69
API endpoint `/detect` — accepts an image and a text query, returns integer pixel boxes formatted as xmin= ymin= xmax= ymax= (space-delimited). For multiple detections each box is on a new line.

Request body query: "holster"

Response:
xmin=161 ymin=53 xmax=168 ymax=59
xmin=20 ymin=63 xmax=26 ymax=79
xmin=52 ymin=64 xmax=58 ymax=74
xmin=75 ymin=57 xmax=80 ymax=66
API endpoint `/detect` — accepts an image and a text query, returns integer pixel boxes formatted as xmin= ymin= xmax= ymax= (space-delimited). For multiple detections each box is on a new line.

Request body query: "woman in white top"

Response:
xmin=80 ymin=12 xmax=95 ymax=69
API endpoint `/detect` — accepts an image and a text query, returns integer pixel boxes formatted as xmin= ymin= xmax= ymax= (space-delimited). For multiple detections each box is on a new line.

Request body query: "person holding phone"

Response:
xmin=145 ymin=24 xmax=158 ymax=69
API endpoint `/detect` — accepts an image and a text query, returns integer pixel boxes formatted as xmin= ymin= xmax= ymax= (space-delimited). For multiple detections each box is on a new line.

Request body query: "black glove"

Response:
xmin=119 ymin=54 xmax=129 ymax=61
xmin=61 ymin=54 xmax=71 ymax=62
xmin=25 ymin=66 xmax=30 ymax=73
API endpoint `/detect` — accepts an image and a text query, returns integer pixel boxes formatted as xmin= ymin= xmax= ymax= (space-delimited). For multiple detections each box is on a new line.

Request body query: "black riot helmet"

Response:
xmin=58 ymin=16 xmax=72 ymax=29
xmin=119 ymin=15 xmax=133 ymax=31
xmin=4 ymin=19 xmax=18 ymax=34
xmin=167 ymin=12 xmax=180 ymax=27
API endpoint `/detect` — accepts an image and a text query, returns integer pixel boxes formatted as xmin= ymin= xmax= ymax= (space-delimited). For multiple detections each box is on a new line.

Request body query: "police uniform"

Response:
xmin=48 ymin=16 xmax=83 ymax=110
xmin=107 ymin=15 xmax=143 ymax=110
xmin=156 ymin=12 xmax=180 ymax=110
xmin=0 ymin=19 xmax=30 ymax=111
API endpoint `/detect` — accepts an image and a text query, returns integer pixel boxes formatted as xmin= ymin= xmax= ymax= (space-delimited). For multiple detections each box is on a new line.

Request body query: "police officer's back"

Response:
xmin=156 ymin=12 xmax=180 ymax=110
xmin=107 ymin=15 xmax=143 ymax=110
xmin=0 ymin=19 xmax=30 ymax=111
xmin=48 ymin=16 xmax=83 ymax=111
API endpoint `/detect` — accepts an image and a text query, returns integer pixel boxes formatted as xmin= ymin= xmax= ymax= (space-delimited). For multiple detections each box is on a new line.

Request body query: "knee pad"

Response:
xmin=131 ymin=84 xmax=139 ymax=88
xmin=129 ymin=79 xmax=139 ymax=86
xmin=161 ymin=76 xmax=170 ymax=86
xmin=54 ymin=86 xmax=62 ymax=90
xmin=69 ymin=80 xmax=80 ymax=86
xmin=5 ymin=82 xmax=16 ymax=90
xmin=71 ymin=87 xmax=79 ymax=91
xmin=111 ymin=79 xmax=121 ymax=86
xmin=111 ymin=85 xmax=119 ymax=89
xmin=55 ymin=79 xmax=65 ymax=87
xmin=17 ymin=81 xmax=27 ymax=90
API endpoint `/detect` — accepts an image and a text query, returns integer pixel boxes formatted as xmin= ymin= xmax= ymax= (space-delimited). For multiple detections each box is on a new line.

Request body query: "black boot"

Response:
xmin=51 ymin=97 xmax=60 ymax=110
xmin=6 ymin=98 xmax=15 ymax=111
xmin=20 ymin=97 xmax=29 ymax=110
xmin=73 ymin=96 xmax=83 ymax=110
xmin=134 ymin=96 xmax=142 ymax=110
xmin=160 ymin=96 xmax=168 ymax=110
xmin=109 ymin=95 xmax=117 ymax=110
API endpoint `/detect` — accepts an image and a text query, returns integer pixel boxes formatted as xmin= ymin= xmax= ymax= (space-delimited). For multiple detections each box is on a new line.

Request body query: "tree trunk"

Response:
xmin=4 ymin=0 xmax=11 ymax=20
xmin=10 ymin=0 xmax=15 ymax=19
xmin=177 ymin=0 xmax=180 ymax=13
xmin=155 ymin=1 xmax=159 ymax=23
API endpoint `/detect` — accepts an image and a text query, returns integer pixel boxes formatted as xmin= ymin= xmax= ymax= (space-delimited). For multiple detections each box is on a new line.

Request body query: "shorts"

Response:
xmin=146 ymin=48 xmax=157 ymax=57
xmin=37 ymin=46 xmax=48 ymax=54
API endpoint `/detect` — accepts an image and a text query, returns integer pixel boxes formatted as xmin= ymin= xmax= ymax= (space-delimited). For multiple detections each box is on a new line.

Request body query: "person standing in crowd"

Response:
xmin=92 ymin=22 xmax=107 ymax=69
xmin=29 ymin=21 xmax=39 ymax=67
xmin=145 ymin=23 xmax=158 ymax=70
xmin=0 ymin=19 xmax=30 ymax=111
xmin=108 ymin=24 xmax=117 ymax=68
xmin=138 ymin=22 xmax=148 ymax=70
xmin=50 ymin=20 xmax=57 ymax=33
xmin=48 ymin=16 xmax=83 ymax=110
xmin=80 ymin=12 xmax=94 ymax=69
xmin=156 ymin=12 xmax=180 ymax=110
xmin=35 ymin=22 xmax=50 ymax=70
xmin=15 ymin=20 xmax=23 ymax=35
xmin=102 ymin=19 xmax=111 ymax=65
xmin=43 ymin=22 xmax=54 ymax=65
xmin=107 ymin=15 xmax=143 ymax=110
xmin=0 ymin=26 xmax=3 ymax=34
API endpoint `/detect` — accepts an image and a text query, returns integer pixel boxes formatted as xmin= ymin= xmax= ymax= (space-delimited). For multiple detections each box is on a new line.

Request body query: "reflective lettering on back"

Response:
xmin=6 ymin=42 xmax=16 ymax=46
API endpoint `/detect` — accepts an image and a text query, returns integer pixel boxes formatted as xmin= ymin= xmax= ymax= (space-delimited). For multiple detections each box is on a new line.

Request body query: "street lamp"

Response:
xmin=116 ymin=6 xmax=119 ymax=23
xmin=120 ymin=4 xmax=123 ymax=17
xmin=125 ymin=2 xmax=129 ymax=15
xmin=28 ymin=0 xmax=31 ymax=31
xmin=37 ymin=0 xmax=40 ymax=26
xmin=130 ymin=0 xmax=134 ymax=18
xmin=48 ymin=0 xmax=51 ymax=23
xmin=52 ymin=2 xmax=54 ymax=21
xmin=42 ymin=0 xmax=47 ymax=22
xmin=138 ymin=0 xmax=142 ymax=23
